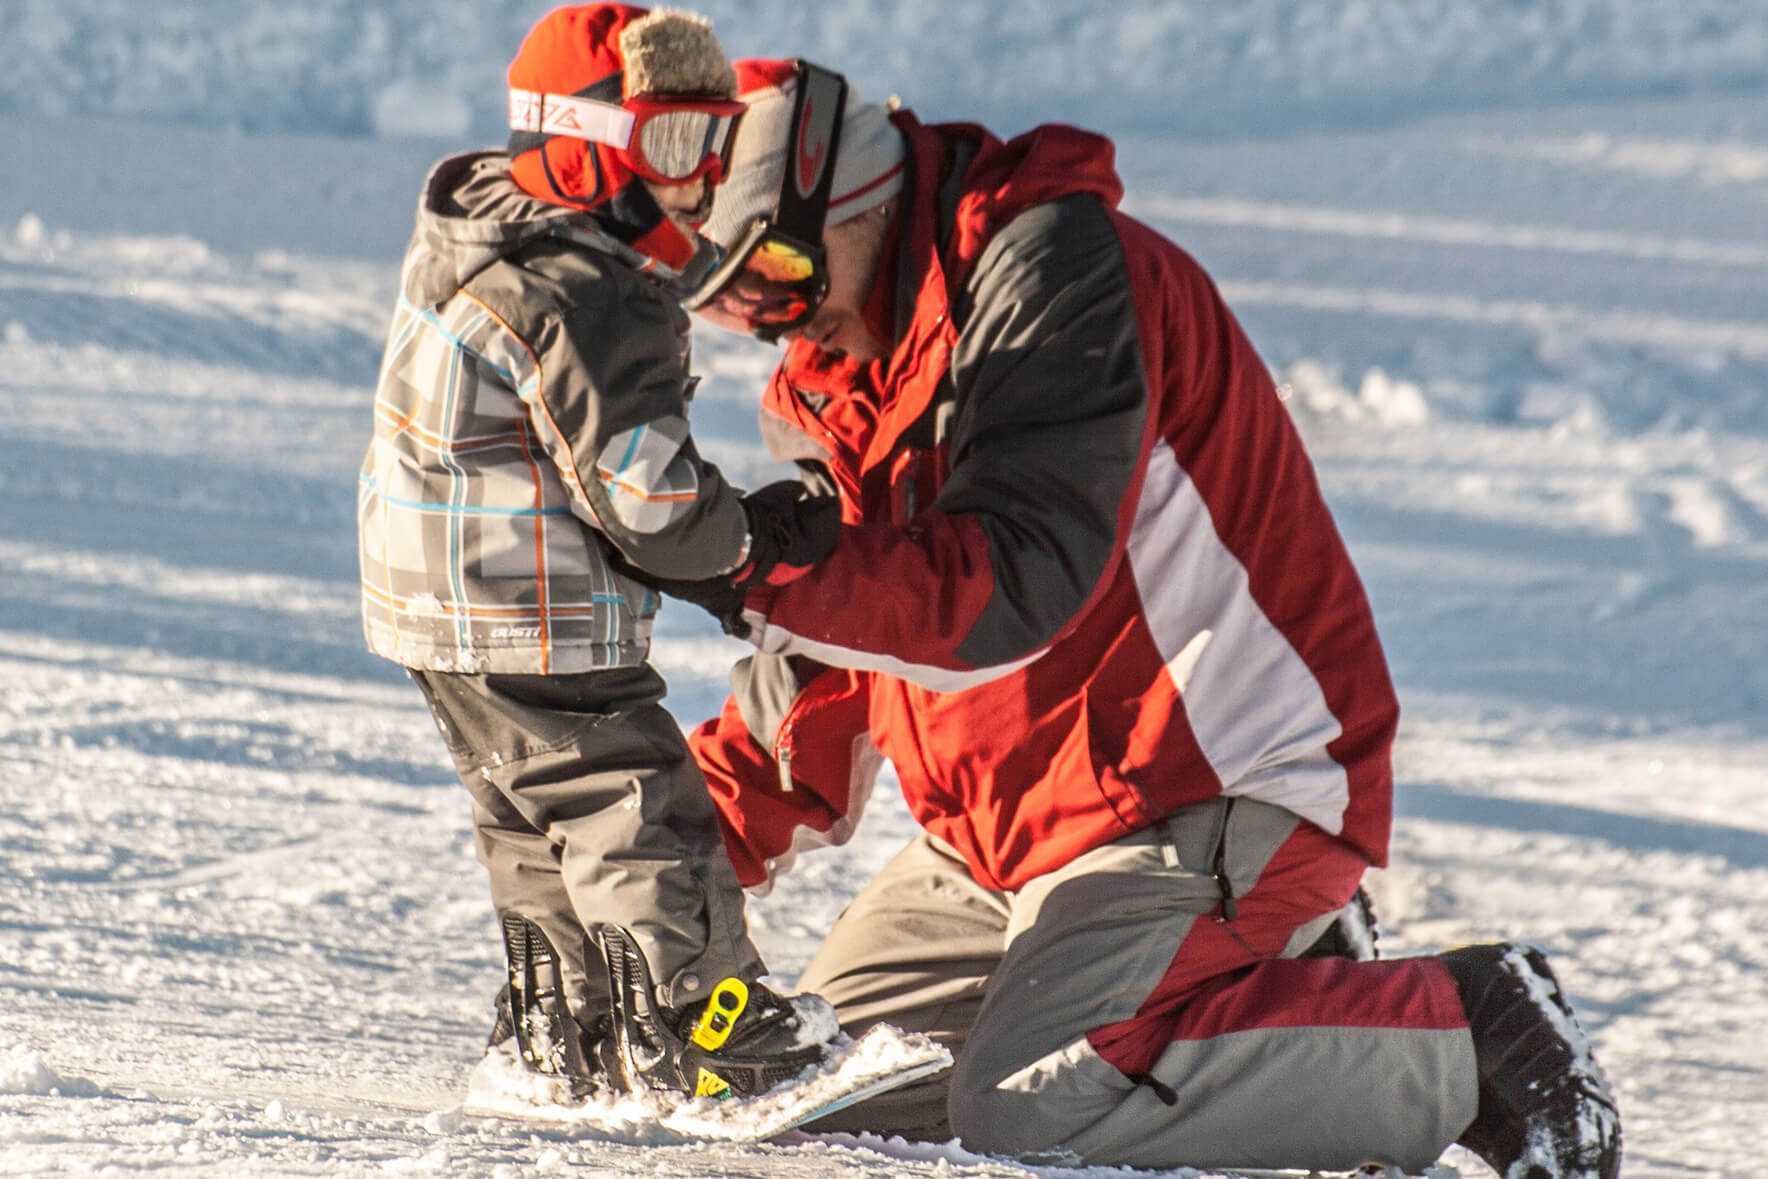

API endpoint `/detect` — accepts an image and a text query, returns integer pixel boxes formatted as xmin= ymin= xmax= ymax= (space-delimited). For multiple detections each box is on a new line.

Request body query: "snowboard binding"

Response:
xmin=595 ymin=922 xmax=829 ymax=1099
xmin=499 ymin=914 xmax=596 ymax=1097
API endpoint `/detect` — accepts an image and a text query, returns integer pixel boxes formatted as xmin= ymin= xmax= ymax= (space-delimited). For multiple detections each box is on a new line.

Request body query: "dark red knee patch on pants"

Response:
xmin=1087 ymin=825 xmax=1464 ymax=1078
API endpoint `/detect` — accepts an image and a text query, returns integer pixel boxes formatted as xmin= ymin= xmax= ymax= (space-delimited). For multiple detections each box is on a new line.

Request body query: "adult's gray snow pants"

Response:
xmin=796 ymin=797 xmax=1479 ymax=1173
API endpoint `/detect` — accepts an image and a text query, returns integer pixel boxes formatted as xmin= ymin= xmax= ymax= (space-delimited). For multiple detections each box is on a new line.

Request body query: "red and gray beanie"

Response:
xmin=506 ymin=4 xmax=736 ymax=266
xmin=702 ymin=58 xmax=907 ymax=250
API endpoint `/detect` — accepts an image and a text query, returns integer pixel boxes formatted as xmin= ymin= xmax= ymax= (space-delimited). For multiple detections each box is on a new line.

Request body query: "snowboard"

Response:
xmin=462 ymin=1021 xmax=951 ymax=1143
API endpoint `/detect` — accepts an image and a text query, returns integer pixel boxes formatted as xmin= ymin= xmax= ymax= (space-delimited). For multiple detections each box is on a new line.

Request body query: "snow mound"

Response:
xmin=0 ymin=1046 xmax=101 ymax=1097
xmin=1280 ymin=360 xmax=1431 ymax=426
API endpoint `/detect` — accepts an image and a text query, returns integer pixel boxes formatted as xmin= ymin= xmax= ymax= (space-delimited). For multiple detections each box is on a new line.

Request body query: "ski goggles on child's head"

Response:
xmin=508 ymin=89 xmax=747 ymax=185
xmin=684 ymin=62 xmax=847 ymax=342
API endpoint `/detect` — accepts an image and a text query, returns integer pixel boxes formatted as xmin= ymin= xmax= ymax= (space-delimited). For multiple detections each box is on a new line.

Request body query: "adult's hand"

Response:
xmin=734 ymin=481 xmax=843 ymax=588
xmin=612 ymin=482 xmax=842 ymax=637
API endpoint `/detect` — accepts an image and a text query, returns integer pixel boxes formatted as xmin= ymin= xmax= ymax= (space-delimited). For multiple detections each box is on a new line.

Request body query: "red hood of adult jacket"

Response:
xmin=928 ymin=116 xmax=1127 ymax=274
xmin=764 ymin=111 xmax=1129 ymax=494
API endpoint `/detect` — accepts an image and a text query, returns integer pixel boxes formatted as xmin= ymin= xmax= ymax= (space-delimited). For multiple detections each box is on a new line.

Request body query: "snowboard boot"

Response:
xmin=498 ymin=914 xmax=616 ymax=1096
xmin=595 ymin=922 xmax=838 ymax=1099
xmin=487 ymin=980 xmax=517 ymax=1049
xmin=1298 ymin=885 xmax=1381 ymax=960
xmin=1440 ymin=944 xmax=1621 ymax=1179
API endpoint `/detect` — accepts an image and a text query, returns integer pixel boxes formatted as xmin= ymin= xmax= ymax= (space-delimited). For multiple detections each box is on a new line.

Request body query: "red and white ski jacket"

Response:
xmin=692 ymin=113 xmax=1400 ymax=894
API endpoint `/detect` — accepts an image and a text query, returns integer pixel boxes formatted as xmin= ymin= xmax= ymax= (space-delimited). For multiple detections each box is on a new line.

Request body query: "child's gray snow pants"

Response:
xmin=412 ymin=665 xmax=763 ymax=1026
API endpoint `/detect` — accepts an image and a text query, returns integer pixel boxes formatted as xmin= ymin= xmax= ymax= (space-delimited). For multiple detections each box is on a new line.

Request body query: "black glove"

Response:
xmin=734 ymin=480 xmax=843 ymax=587
xmin=622 ymin=567 xmax=750 ymax=635
xmin=611 ymin=482 xmax=841 ymax=637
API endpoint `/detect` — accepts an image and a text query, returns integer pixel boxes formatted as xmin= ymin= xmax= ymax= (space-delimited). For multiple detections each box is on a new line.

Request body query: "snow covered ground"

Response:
xmin=2 ymin=3 xmax=1766 ymax=1176
xmin=7 ymin=0 xmax=1768 ymax=139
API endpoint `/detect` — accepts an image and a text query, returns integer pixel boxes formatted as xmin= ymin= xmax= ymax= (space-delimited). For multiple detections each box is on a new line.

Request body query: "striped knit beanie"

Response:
xmin=703 ymin=59 xmax=906 ymax=249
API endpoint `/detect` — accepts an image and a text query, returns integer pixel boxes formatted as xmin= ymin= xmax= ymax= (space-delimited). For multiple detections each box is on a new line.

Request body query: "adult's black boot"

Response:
xmin=1440 ymin=944 xmax=1621 ymax=1179
xmin=1297 ymin=885 xmax=1381 ymax=960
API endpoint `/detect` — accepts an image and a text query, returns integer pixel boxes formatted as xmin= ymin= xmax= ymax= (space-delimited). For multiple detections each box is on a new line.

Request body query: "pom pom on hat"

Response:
xmin=508 ymin=5 xmax=734 ymax=103
xmin=703 ymin=59 xmax=906 ymax=249
xmin=619 ymin=8 xmax=737 ymax=98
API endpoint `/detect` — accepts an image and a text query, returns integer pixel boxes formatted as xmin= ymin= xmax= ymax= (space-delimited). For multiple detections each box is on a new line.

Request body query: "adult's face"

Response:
xmin=778 ymin=206 xmax=893 ymax=362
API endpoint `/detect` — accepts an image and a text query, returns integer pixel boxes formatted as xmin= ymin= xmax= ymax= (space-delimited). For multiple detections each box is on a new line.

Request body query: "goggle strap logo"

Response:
xmin=508 ymin=89 xmax=636 ymax=149
xmin=779 ymin=63 xmax=847 ymax=225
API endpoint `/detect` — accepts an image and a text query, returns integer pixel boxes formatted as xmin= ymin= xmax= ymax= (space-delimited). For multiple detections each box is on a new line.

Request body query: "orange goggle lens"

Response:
xmin=688 ymin=226 xmax=829 ymax=341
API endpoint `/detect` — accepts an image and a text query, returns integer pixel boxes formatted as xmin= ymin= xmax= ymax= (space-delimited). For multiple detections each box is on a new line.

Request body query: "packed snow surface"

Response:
xmin=462 ymin=1024 xmax=949 ymax=1143
xmin=2 ymin=2 xmax=1766 ymax=1177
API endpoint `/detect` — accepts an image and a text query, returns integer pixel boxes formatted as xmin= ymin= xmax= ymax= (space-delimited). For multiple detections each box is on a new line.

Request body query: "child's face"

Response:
xmin=644 ymin=177 xmax=714 ymax=232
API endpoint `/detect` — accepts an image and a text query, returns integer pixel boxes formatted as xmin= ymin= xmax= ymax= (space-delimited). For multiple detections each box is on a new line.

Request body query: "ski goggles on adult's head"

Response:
xmin=686 ymin=219 xmax=830 ymax=341
xmin=508 ymin=89 xmax=746 ymax=184
xmin=683 ymin=61 xmax=848 ymax=342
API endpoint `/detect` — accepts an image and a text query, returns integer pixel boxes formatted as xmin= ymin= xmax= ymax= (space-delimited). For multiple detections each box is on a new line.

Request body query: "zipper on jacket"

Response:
xmin=772 ymin=667 xmax=838 ymax=796
xmin=774 ymin=717 xmax=796 ymax=794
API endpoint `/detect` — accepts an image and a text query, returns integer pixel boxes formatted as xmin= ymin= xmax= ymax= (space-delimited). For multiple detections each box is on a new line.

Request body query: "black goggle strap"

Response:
xmin=774 ymin=61 xmax=847 ymax=243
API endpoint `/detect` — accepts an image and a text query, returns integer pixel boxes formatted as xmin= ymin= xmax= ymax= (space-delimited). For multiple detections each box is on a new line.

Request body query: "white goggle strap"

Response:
xmin=508 ymin=89 xmax=635 ymax=149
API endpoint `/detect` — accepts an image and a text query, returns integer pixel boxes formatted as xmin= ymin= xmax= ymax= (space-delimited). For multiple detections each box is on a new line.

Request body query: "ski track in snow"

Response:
xmin=2 ymin=41 xmax=1766 ymax=1179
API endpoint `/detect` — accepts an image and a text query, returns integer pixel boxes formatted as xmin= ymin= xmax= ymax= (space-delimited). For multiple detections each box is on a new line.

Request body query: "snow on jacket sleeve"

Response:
xmin=467 ymin=241 xmax=750 ymax=581
xmin=688 ymin=653 xmax=883 ymax=892
xmin=741 ymin=194 xmax=1149 ymax=691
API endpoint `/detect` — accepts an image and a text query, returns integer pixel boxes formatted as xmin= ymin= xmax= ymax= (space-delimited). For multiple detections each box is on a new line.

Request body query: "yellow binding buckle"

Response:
xmin=689 ymin=978 xmax=749 ymax=1050
xmin=688 ymin=978 xmax=750 ymax=1098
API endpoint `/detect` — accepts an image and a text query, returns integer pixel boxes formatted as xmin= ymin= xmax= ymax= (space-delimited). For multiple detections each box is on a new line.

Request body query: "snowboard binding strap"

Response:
xmin=500 ymin=914 xmax=593 ymax=1097
xmin=595 ymin=922 xmax=819 ymax=1098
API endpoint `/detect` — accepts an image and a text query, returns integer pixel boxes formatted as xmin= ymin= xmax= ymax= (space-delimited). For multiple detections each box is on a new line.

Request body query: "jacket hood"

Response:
xmin=765 ymin=116 xmax=1131 ymax=469
xmin=923 ymin=116 xmax=1126 ymax=285
xmin=400 ymin=150 xmax=722 ymax=307
xmin=400 ymin=152 xmax=576 ymax=307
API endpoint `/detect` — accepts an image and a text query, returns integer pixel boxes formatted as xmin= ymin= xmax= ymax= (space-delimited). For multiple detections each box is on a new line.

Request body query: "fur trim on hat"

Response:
xmin=619 ymin=9 xmax=736 ymax=99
